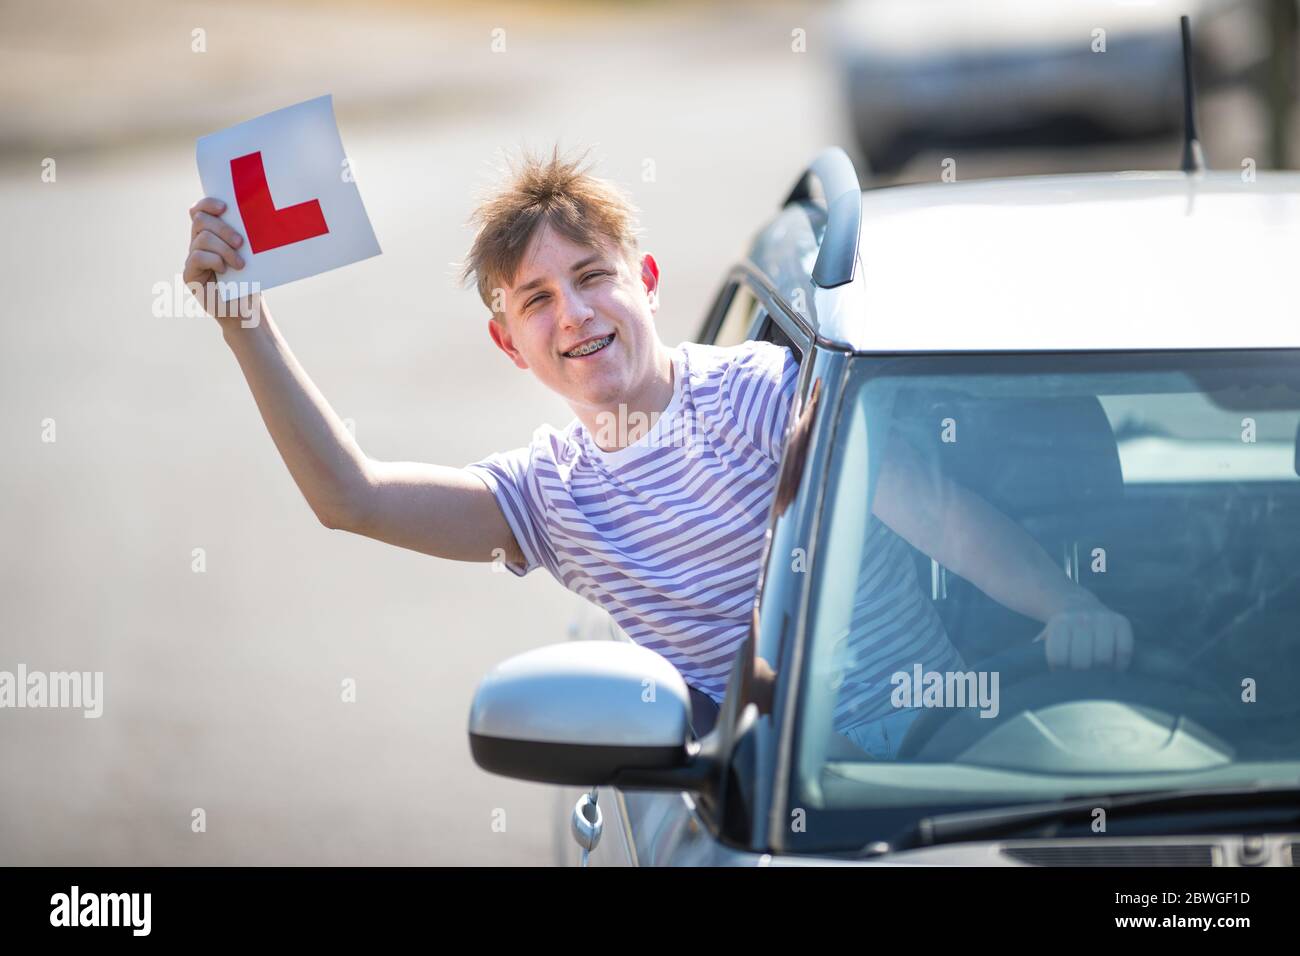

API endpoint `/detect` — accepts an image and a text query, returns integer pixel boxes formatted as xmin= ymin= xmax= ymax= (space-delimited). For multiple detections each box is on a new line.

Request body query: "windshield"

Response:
xmin=791 ymin=350 xmax=1300 ymax=853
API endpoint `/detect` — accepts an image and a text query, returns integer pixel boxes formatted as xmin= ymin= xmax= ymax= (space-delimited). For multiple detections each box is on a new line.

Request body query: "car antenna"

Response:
xmin=1179 ymin=13 xmax=1208 ymax=173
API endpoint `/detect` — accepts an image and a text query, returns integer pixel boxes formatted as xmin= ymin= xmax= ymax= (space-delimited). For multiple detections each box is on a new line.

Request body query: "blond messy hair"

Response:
xmin=457 ymin=145 xmax=643 ymax=320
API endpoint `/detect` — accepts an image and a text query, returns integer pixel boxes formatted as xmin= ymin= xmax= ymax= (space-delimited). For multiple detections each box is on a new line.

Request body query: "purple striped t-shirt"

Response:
xmin=464 ymin=339 xmax=799 ymax=703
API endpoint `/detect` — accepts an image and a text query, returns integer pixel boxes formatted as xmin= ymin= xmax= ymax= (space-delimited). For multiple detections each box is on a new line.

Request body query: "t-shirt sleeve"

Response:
xmin=720 ymin=341 xmax=801 ymax=464
xmin=463 ymin=445 xmax=546 ymax=577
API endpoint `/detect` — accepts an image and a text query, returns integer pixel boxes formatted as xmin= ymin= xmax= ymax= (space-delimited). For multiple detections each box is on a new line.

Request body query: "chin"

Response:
xmin=572 ymin=377 xmax=630 ymax=409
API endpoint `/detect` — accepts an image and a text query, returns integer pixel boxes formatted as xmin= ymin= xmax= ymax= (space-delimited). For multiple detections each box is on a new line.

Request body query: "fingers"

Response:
xmin=189 ymin=197 xmax=227 ymax=220
xmin=1041 ymin=609 xmax=1135 ymax=672
xmin=192 ymin=229 xmax=245 ymax=271
xmin=1043 ymin=623 xmax=1091 ymax=671
xmin=1068 ymin=618 xmax=1091 ymax=670
xmin=1044 ymin=622 xmax=1071 ymax=672
xmin=181 ymin=248 xmax=208 ymax=287
xmin=185 ymin=249 xmax=226 ymax=280
xmin=190 ymin=209 xmax=244 ymax=251
xmin=185 ymin=198 xmax=245 ymax=281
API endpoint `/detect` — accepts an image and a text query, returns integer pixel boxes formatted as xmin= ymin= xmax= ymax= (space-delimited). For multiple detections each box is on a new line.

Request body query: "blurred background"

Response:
xmin=0 ymin=0 xmax=1296 ymax=865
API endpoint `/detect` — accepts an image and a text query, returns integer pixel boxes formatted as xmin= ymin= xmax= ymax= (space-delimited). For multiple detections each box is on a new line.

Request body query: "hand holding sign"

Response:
xmin=189 ymin=94 xmax=380 ymax=313
xmin=184 ymin=196 xmax=251 ymax=324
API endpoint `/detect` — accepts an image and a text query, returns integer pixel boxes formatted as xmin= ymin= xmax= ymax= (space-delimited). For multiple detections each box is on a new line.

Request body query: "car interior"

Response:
xmin=861 ymin=378 xmax=1300 ymax=764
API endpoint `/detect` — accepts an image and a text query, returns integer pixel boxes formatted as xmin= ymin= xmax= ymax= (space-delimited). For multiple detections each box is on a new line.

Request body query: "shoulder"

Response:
xmin=530 ymin=419 xmax=585 ymax=465
xmin=682 ymin=339 xmax=799 ymax=462
xmin=681 ymin=340 xmax=798 ymax=405
xmin=465 ymin=419 xmax=584 ymax=484
xmin=682 ymin=338 xmax=793 ymax=379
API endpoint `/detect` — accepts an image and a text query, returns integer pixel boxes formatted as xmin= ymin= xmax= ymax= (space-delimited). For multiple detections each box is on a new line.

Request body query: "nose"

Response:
xmin=555 ymin=280 xmax=596 ymax=330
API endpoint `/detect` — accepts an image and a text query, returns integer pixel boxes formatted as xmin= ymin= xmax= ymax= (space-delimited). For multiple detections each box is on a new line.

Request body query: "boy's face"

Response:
xmin=487 ymin=223 xmax=663 ymax=414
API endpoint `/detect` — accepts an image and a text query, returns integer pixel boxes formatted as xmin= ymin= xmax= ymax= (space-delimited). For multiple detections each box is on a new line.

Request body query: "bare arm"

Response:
xmin=186 ymin=197 xmax=522 ymax=565
xmin=216 ymin=296 xmax=365 ymax=528
xmin=870 ymin=433 xmax=1134 ymax=669
xmin=349 ymin=458 xmax=524 ymax=564
xmin=871 ymin=435 xmax=1094 ymax=622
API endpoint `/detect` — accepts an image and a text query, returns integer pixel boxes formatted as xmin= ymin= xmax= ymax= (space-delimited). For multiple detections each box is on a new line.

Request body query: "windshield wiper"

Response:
xmin=863 ymin=784 xmax=1300 ymax=856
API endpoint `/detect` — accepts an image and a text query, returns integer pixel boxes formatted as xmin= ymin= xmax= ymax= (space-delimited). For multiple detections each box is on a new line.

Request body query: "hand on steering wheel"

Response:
xmin=1033 ymin=600 xmax=1135 ymax=672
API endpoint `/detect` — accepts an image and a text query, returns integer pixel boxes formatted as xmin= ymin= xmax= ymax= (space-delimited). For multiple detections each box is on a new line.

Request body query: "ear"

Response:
xmin=487 ymin=316 xmax=530 ymax=370
xmin=640 ymin=252 xmax=661 ymax=314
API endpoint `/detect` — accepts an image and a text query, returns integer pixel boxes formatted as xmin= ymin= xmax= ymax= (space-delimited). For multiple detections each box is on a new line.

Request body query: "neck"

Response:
xmin=575 ymin=343 xmax=675 ymax=452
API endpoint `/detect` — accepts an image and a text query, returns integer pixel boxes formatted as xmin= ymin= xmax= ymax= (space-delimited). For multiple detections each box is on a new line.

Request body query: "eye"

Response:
xmin=581 ymin=270 xmax=609 ymax=283
xmin=523 ymin=292 xmax=549 ymax=311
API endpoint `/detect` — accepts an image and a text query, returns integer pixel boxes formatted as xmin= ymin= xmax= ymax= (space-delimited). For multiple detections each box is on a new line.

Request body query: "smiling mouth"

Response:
xmin=562 ymin=332 xmax=615 ymax=358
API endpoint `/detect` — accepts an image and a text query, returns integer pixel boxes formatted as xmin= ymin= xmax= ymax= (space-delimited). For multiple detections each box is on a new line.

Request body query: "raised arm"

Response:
xmin=184 ymin=197 xmax=523 ymax=566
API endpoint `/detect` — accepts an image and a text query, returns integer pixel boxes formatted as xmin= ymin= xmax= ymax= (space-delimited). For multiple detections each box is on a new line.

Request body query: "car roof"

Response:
xmin=815 ymin=170 xmax=1300 ymax=353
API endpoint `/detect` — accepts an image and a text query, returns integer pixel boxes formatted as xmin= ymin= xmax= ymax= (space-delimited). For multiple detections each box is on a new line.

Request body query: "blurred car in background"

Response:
xmin=831 ymin=0 xmax=1268 ymax=176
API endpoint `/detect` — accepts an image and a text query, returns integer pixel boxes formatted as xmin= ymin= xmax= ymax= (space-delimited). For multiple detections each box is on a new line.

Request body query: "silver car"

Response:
xmin=470 ymin=147 xmax=1300 ymax=866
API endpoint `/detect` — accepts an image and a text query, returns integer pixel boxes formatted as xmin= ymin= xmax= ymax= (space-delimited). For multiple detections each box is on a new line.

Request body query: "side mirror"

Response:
xmin=468 ymin=642 xmax=695 ymax=786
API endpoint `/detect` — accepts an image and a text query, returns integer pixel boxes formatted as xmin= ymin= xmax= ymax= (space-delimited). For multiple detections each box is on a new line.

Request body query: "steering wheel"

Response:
xmin=892 ymin=638 xmax=1238 ymax=761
